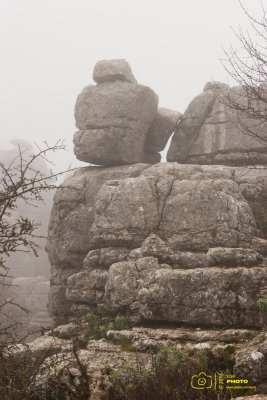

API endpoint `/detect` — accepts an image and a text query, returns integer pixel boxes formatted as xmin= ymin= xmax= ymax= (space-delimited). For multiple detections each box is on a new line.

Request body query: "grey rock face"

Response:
xmin=105 ymin=258 xmax=267 ymax=327
xmin=93 ymin=59 xmax=137 ymax=84
xmin=74 ymin=81 xmax=158 ymax=166
xmin=73 ymin=60 xmax=186 ymax=166
xmin=47 ymin=163 xmax=267 ymax=327
xmin=168 ymin=83 xmax=267 ymax=165
xmin=144 ymin=107 xmax=181 ymax=161
xmin=107 ymin=326 xmax=256 ymax=352
xmin=167 ymin=89 xmax=217 ymax=162
xmin=234 ymin=332 xmax=267 ymax=389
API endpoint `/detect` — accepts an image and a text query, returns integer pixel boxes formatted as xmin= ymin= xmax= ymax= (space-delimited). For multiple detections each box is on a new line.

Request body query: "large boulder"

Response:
xmin=47 ymin=163 xmax=267 ymax=326
xmin=93 ymin=59 xmax=137 ymax=84
xmin=74 ymin=72 xmax=158 ymax=165
xmin=167 ymin=82 xmax=267 ymax=165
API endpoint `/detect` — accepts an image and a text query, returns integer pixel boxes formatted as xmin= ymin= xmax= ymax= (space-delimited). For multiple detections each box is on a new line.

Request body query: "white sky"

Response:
xmin=0 ymin=0 xmax=263 ymax=171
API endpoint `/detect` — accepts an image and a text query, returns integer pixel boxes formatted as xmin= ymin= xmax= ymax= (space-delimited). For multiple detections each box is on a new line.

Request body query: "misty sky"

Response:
xmin=0 ymin=0 xmax=263 ymax=171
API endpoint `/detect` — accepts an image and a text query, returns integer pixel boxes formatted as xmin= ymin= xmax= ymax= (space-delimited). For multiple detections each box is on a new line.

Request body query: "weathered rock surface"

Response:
xmin=19 ymin=326 xmax=266 ymax=399
xmin=167 ymin=82 xmax=267 ymax=165
xmin=47 ymin=163 xmax=267 ymax=327
xmin=106 ymin=326 xmax=256 ymax=353
xmin=144 ymin=107 xmax=181 ymax=162
xmin=74 ymin=81 xmax=158 ymax=165
xmin=93 ymin=59 xmax=137 ymax=84
xmin=234 ymin=331 xmax=267 ymax=389
xmin=6 ymin=335 xmax=72 ymax=358
xmin=35 ymin=339 xmax=151 ymax=400
xmin=105 ymin=258 xmax=267 ymax=327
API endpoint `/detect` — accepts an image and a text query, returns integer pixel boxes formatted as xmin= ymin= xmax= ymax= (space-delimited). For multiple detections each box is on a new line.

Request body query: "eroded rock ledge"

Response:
xmin=47 ymin=163 xmax=267 ymax=328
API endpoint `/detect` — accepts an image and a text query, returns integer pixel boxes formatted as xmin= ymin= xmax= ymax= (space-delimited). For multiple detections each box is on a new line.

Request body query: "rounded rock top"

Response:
xmin=93 ymin=59 xmax=137 ymax=84
xmin=203 ymin=81 xmax=229 ymax=92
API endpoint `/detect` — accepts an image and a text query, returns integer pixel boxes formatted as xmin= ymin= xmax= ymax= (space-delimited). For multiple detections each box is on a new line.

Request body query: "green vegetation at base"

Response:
xmin=71 ymin=304 xmax=128 ymax=341
xmin=257 ymin=298 xmax=267 ymax=313
xmin=108 ymin=346 xmax=249 ymax=400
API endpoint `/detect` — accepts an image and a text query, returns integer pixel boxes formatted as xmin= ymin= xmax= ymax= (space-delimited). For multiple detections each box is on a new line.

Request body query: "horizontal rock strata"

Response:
xmin=47 ymin=163 xmax=267 ymax=327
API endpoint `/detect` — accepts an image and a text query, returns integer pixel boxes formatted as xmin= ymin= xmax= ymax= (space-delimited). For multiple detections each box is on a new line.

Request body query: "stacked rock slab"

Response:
xmin=167 ymin=81 xmax=267 ymax=165
xmin=47 ymin=162 xmax=267 ymax=328
xmin=73 ymin=59 xmax=179 ymax=166
xmin=47 ymin=60 xmax=267 ymax=330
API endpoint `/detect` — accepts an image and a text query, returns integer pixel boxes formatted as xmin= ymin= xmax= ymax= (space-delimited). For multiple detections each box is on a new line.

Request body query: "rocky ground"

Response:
xmin=4 ymin=323 xmax=266 ymax=399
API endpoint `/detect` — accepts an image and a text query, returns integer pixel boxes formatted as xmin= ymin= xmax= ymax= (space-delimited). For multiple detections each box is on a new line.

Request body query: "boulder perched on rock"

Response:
xmin=47 ymin=163 xmax=267 ymax=327
xmin=74 ymin=60 xmax=159 ymax=166
xmin=93 ymin=59 xmax=137 ymax=84
xmin=167 ymin=82 xmax=267 ymax=165
xmin=74 ymin=82 xmax=158 ymax=165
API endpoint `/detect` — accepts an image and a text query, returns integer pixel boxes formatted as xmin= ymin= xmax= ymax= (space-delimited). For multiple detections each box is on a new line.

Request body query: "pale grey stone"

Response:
xmin=168 ymin=83 xmax=267 ymax=166
xmin=66 ymin=270 xmax=108 ymax=303
xmin=234 ymin=332 xmax=267 ymax=387
xmin=93 ymin=59 xmax=137 ymax=84
xmin=47 ymin=163 xmax=267 ymax=325
xmin=207 ymin=247 xmax=263 ymax=266
xmin=84 ymin=247 xmax=129 ymax=270
xmin=105 ymin=258 xmax=267 ymax=327
xmin=46 ymin=164 xmax=149 ymax=268
xmin=203 ymin=81 xmax=230 ymax=92
xmin=144 ymin=107 xmax=181 ymax=161
xmin=167 ymin=89 xmax=217 ymax=162
xmin=74 ymin=81 xmax=158 ymax=166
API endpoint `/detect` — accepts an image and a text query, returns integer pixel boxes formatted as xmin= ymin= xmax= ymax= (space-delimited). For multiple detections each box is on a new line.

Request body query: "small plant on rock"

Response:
xmin=71 ymin=304 xmax=128 ymax=341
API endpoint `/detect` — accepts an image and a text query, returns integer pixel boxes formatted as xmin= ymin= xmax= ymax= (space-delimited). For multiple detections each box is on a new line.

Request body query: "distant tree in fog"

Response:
xmin=222 ymin=0 xmax=267 ymax=145
xmin=0 ymin=140 xmax=71 ymax=337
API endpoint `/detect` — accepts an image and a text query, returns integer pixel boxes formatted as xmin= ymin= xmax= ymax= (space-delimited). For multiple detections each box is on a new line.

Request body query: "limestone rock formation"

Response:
xmin=74 ymin=82 xmax=158 ymax=165
xmin=74 ymin=60 xmax=159 ymax=166
xmin=47 ymin=163 xmax=267 ymax=327
xmin=93 ymin=59 xmax=137 ymax=84
xmin=73 ymin=59 xmax=182 ymax=166
xmin=167 ymin=82 xmax=267 ymax=165
xmin=43 ymin=60 xmax=267 ymax=398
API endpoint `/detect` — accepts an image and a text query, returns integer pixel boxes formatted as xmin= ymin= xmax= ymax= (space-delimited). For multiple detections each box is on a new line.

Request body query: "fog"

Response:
xmin=0 ymin=0 xmax=263 ymax=171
